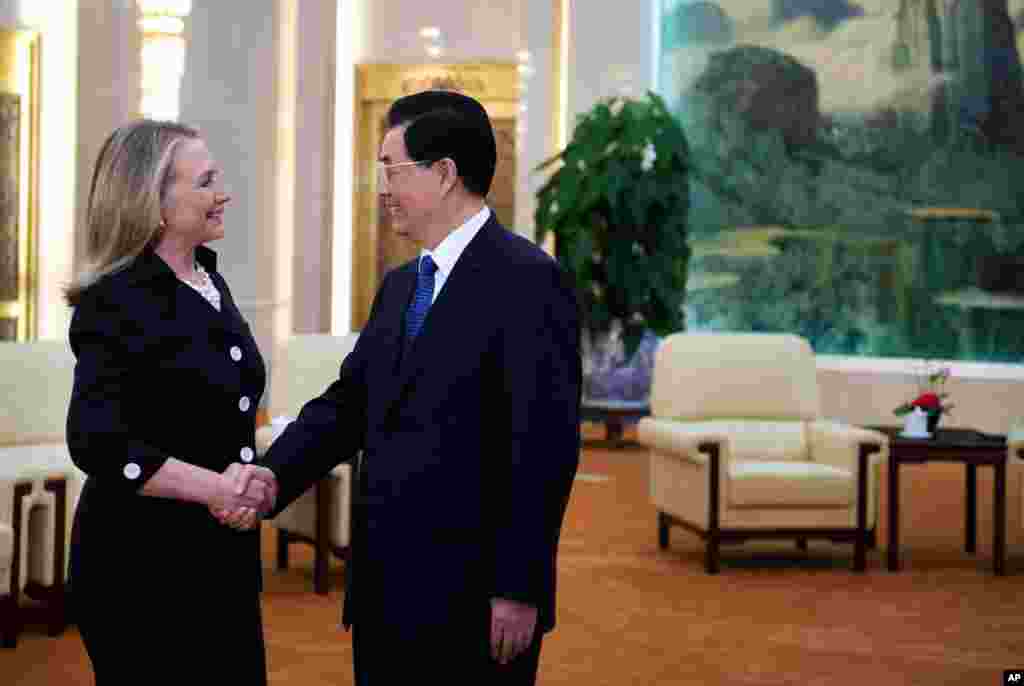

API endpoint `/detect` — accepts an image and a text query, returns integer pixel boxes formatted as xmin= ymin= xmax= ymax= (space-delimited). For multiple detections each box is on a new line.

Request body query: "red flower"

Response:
xmin=912 ymin=392 xmax=941 ymax=409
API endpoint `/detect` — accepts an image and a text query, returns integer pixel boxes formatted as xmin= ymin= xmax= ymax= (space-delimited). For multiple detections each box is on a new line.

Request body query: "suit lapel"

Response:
xmin=373 ymin=263 xmax=420 ymax=422
xmin=378 ymin=219 xmax=496 ymax=423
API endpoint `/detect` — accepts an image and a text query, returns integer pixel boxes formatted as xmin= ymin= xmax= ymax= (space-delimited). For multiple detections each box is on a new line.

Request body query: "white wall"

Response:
xmin=361 ymin=1 xmax=525 ymax=63
xmin=292 ymin=0 xmax=335 ymax=334
xmin=76 ymin=0 xmax=140 ymax=267
xmin=179 ymin=0 xmax=282 ymax=363
xmin=0 ymin=1 xmax=15 ymax=26
xmin=518 ymin=0 xmax=557 ymax=242
xmin=818 ymin=358 xmax=1024 ymax=437
xmin=567 ymin=1 xmax=655 ymax=123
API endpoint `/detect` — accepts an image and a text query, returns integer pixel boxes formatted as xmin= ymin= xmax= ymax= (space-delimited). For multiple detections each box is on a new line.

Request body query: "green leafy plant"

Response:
xmin=535 ymin=91 xmax=691 ymax=357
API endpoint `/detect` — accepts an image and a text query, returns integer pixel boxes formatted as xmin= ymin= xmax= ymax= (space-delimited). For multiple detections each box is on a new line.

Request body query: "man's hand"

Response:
xmin=209 ymin=463 xmax=278 ymax=530
xmin=490 ymin=598 xmax=537 ymax=665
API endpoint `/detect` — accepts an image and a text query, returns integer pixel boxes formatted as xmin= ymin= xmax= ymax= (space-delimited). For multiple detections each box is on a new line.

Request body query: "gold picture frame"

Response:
xmin=0 ymin=29 xmax=39 ymax=341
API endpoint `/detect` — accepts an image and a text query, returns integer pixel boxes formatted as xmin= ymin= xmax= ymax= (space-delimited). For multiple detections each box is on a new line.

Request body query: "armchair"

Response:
xmin=255 ymin=333 xmax=359 ymax=594
xmin=0 ymin=341 xmax=81 ymax=645
xmin=637 ymin=333 xmax=888 ymax=573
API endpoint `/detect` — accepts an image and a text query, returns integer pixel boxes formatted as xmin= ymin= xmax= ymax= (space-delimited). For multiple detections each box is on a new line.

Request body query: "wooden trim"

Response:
xmin=660 ymin=512 xmax=874 ymax=545
xmin=994 ymin=459 xmax=1006 ymax=576
xmin=702 ymin=441 xmax=720 ymax=574
xmin=0 ymin=590 xmax=15 ymax=648
xmin=315 ymin=478 xmax=330 ymax=595
xmin=5 ymin=482 xmax=31 ymax=647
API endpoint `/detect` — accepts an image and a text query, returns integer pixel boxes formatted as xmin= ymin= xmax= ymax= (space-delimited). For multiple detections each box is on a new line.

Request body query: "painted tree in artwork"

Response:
xmin=945 ymin=0 xmax=1024 ymax=152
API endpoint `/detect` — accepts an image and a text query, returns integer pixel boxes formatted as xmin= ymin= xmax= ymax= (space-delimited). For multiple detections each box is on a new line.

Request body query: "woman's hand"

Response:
xmin=209 ymin=463 xmax=278 ymax=530
xmin=210 ymin=505 xmax=261 ymax=531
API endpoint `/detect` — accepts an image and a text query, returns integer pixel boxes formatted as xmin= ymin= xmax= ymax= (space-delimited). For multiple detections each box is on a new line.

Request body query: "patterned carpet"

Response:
xmin=5 ymin=424 xmax=1024 ymax=685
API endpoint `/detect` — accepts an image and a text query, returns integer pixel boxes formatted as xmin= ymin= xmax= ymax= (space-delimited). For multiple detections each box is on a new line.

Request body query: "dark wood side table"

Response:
xmin=868 ymin=426 xmax=1008 ymax=575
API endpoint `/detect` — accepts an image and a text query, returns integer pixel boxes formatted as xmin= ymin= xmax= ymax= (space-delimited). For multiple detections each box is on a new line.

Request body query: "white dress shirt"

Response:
xmin=419 ymin=205 xmax=491 ymax=304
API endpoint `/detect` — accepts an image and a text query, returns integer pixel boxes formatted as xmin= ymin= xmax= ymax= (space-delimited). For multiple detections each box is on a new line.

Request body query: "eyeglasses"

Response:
xmin=376 ymin=159 xmax=430 ymax=193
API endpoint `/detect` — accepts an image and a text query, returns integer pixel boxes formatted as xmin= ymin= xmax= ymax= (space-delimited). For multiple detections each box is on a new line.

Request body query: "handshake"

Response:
xmin=209 ymin=463 xmax=279 ymax=531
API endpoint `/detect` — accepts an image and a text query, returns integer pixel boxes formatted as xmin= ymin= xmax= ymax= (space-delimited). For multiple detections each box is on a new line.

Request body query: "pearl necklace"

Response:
xmin=181 ymin=261 xmax=221 ymax=311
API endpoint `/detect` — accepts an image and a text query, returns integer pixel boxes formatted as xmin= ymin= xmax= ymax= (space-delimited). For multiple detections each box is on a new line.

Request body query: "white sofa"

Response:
xmin=637 ymin=333 xmax=889 ymax=573
xmin=255 ymin=333 xmax=359 ymax=594
xmin=0 ymin=340 xmax=83 ymax=645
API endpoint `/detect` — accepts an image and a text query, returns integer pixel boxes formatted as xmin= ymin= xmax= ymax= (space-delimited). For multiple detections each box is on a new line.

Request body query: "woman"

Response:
xmin=66 ymin=120 xmax=275 ymax=684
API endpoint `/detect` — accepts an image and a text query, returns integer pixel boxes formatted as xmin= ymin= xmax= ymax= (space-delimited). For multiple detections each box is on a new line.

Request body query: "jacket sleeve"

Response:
xmin=66 ymin=293 xmax=171 ymax=494
xmin=492 ymin=259 xmax=582 ymax=605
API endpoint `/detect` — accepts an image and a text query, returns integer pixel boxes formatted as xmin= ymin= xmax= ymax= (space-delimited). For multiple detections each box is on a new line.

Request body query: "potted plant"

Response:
xmin=534 ymin=91 xmax=691 ymax=402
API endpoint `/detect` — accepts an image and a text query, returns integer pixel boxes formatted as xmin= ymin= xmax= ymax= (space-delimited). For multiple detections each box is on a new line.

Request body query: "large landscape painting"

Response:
xmin=659 ymin=0 xmax=1024 ymax=361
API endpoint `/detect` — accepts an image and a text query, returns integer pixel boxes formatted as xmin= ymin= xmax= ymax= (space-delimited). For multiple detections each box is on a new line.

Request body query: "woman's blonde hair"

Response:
xmin=64 ymin=119 xmax=199 ymax=306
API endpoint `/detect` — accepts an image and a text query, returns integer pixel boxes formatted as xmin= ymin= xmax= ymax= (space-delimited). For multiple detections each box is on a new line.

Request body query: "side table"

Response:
xmin=868 ymin=426 xmax=1008 ymax=575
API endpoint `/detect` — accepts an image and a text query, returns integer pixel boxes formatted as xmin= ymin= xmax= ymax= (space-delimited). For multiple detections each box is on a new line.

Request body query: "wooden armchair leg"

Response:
xmin=313 ymin=549 xmax=328 ymax=596
xmin=705 ymin=537 xmax=720 ymax=574
xmin=45 ymin=479 xmax=67 ymax=636
xmin=47 ymin=585 xmax=66 ymax=637
xmin=703 ymin=442 xmax=721 ymax=574
xmin=853 ymin=534 xmax=867 ymax=572
xmin=853 ymin=443 xmax=875 ymax=573
xmin=276 ymin=529 xmax=290 ymax=570
xmin=657 ymin=512 xmax=670 ymax=550
xmin=314 ymin=479 xmax=330 ymax=596
xmin=0 ymin=592 xmax=18 ymax=648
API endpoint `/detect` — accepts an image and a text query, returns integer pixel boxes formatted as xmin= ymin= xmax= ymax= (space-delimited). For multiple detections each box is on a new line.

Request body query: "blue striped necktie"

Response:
xmin=404 ymin=255 xmax=438 ymax=347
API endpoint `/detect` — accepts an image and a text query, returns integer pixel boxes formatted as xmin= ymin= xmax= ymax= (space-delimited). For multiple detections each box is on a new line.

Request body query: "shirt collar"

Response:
xmin=420 ymin=205 xmax=490 ymax=278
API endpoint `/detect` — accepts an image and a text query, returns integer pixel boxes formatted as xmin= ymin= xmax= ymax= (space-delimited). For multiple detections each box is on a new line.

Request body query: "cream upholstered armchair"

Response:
xmin=0 ymin=341 xmax=82 ymax=646
xmin=637 ymin=333 xmax=888 ymax=573
xmin=255 ymin=333 xmax=359 ymax=594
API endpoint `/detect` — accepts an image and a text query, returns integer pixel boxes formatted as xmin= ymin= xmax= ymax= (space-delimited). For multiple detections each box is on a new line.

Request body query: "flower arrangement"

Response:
xmin=894 ymin=363 xmax=953 ymax=430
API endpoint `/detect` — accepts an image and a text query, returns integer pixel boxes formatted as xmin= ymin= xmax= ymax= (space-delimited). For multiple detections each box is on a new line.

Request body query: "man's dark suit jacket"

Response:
xmin=263 ymin=214 xmax=581 ymax=635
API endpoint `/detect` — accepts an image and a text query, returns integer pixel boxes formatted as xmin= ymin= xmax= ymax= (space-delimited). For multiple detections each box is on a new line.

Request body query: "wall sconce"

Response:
xmin=137 ymin=0 xmax=192 ymax=120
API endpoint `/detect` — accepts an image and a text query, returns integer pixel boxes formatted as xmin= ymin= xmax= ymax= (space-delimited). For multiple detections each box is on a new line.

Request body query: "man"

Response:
xmin=259 ymin=90 xmax=581 ymax=684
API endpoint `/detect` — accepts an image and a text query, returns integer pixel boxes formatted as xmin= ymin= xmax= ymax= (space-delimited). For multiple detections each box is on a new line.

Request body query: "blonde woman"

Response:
xmin=66 ymin=120 xmax=276 ymax=684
